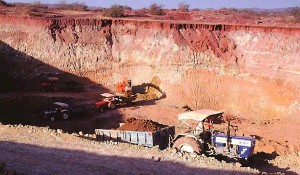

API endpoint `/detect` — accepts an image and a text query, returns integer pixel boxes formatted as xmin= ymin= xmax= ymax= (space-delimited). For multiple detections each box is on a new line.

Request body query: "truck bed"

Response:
xmin=95 ymin=126 xmax=175 ymax=149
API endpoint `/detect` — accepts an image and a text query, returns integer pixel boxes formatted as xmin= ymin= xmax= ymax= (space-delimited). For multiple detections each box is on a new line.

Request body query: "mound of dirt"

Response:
xmin=117 ymin=118 xmax=167 ymax=132
xmin=135 ymin=76 xmax=165 ymax=101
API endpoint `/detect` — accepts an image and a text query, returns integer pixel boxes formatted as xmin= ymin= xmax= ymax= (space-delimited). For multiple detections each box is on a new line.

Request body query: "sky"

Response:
xmin=5 ymin=0 xmax=300 ymax=9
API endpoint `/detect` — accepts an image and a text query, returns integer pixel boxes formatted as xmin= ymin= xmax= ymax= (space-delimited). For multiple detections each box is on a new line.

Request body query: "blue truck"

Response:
xmin=173 ymin=109 xmax=256 ymax=160
xmin=95 ymin=109 xmax=256 ymax=160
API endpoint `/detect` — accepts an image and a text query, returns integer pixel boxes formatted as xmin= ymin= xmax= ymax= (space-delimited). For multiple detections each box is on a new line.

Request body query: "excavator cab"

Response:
xmin=115 ymin=79 xmax=133 ymax=97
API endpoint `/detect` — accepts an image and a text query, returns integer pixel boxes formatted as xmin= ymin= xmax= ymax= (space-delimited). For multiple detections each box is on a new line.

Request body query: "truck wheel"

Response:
xmin=62 ymin=113 xmax=69 ymax=120
xmin=108 ymin=102 xmax=116 ymax=109
xmin=173 ymin=137 xmax=202 ymax=154
xmin=50 ymin=116 xmax=55 ymax=122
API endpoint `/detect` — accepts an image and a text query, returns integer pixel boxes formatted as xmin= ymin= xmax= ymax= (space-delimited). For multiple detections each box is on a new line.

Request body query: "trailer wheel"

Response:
xmin=108 ymin=102 xmax=116 ymax=109
xmin=173 ymin=137 xmax=202 ymax=154
xmin=62 ymin=113 xmax=69 ymax=120
xmin=50 ymin=116 xmax=55 ymax=122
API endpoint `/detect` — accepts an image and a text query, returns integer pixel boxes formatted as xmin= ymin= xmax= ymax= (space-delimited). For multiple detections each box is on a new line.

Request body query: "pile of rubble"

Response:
xmin=118 ymin=118 xmax=167 ymax=132
xmin=0 ymin=161 xmax=16 ymax=175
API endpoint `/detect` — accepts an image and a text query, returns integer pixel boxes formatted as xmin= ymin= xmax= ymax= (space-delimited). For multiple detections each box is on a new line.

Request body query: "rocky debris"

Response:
xmin=234 ymin=162 xmax=242 ymax=168
xmin=268 ymin=151 xmax=300 ymax=171
xmin=117 ymin=118 xmax=168 ymax=132
xmin=0 ymin=123 xmax=295 ymax=174
xmin=151 ymin=156 xmax=161 ymax=162
xmin=130 ymin=106 xmax=140 ymax=110
xmin=57 ymin=129 xmax=64 ymax=134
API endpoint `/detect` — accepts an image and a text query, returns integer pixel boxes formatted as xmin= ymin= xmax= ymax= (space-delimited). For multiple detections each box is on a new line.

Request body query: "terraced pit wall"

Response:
xmin=0 ymin=15 xmax=299 ymax=119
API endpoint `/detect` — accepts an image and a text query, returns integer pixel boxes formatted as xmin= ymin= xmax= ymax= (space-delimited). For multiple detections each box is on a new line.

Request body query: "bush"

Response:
xmin=26 ymin=7 xmax=46 ymax=17
xmin=220 ymin=7 xmax=238 ymax=13
xmin=13 ymin=2 xmax=47 ymax=9
xmin=31 ymin=1 xmax=48 ymax=9
xmin=93 ymin=7 xmax=104 ymax=12
xmin=178 ymin=2 xmax=189 ymax=11
xmin=25 ymin=3 xmax=48 ymax=17
xmin=122 ymin=5 xmax=132 ymax=11
xmin=135 ymin=8 xmax=148 ymax=17
xmin=0 ymin=0 xmax=12 ymax=6
xmin=0 ymin=0 xmax=6 ymax=6
xmin=56 ymin=0 xmax=88 ymax=11
xmin=149 ymin=3 xmax=164 ymax=15
xmin=289 ymin=6 xmax=300 ymax=22
xmin=103 ymin=4 xmax=124 ymax=17
xmin=191 ymin=8 xmax=200 ymax=12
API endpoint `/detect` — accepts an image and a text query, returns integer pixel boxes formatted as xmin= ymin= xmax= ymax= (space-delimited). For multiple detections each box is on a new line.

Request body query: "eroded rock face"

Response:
xmin=0 ymin=15 xmax=299 ymax=119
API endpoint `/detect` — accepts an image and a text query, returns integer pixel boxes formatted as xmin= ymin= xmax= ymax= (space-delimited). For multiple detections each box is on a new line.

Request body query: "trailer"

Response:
xmin=95 ymin=126 xmax=175 ymax=149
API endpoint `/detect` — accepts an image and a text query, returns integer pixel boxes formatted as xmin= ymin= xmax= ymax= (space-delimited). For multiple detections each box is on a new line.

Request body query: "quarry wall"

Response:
xmin=0 ymin=15 xmax=299 ymax=119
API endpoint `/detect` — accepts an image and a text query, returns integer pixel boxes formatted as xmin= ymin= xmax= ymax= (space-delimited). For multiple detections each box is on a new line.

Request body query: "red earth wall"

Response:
xmin=0 ymin=15 xmax=299 ymax=119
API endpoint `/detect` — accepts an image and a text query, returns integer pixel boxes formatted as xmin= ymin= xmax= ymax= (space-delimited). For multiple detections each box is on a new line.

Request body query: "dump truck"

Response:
xmin=172 ymin=109 xmax=256 ymax=160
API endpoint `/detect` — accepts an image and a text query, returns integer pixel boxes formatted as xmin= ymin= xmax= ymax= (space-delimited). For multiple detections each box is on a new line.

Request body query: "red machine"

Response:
xmin=115 ymin=79 xmax=132 ymax=97
xmin=95 ymin=80 xmax=136 ymax=112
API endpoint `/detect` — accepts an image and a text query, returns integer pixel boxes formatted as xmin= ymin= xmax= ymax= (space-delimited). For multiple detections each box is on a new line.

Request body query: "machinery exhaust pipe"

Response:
xmin=227 ymin=120 xmax=231 ymax=151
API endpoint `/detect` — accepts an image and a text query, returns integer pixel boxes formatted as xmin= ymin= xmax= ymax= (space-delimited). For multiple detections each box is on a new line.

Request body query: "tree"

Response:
xmin=149 ymin=3 xmax=164 ymax=15
xmin=0 ymin=0 xmax=9 ymax=6
xmin=71 ymin=1 xmax=88 ymax=11
xmin=178 ymin=2 xmax=189 ymax=11
xmin=103 ymin=4 xmax=124 ymax=18
xmin=289 ymin=6 xmax=300 ymax=22
xmin=31 ymin=1 xmax=48 ymax=9
xmin=32 ymin=1 xmax=41 ymax=5
xmin=56 ymin=0 xmax=87 ymax=11
xmin=122 ymin=5 xmax=132 ymax=11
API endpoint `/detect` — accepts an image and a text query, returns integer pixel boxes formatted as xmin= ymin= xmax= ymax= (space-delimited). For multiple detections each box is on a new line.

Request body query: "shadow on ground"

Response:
xmin=0 ymin=141 xmax=255 ymax=175
xmin=0 ymin=41 xmax=120 ymax=133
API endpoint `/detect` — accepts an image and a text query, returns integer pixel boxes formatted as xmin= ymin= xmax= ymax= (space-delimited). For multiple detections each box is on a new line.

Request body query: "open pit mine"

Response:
xmin=0 ymin=10 xmax=300 ymax=175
